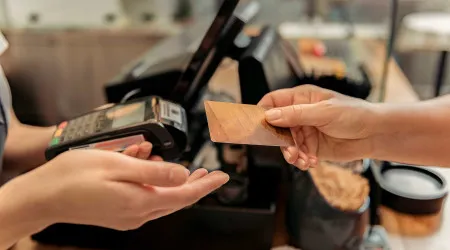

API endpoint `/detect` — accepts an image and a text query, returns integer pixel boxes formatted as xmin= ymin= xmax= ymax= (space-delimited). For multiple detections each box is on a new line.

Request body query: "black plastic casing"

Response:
xmin=45 ymin=96 xmax=188 ymax=161
xmin=238 ymin=26 xmax=299 ymax=105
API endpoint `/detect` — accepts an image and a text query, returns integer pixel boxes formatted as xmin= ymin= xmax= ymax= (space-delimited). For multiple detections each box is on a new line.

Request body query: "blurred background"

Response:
xmin=0 ymin=0 xmax=449 ymax=126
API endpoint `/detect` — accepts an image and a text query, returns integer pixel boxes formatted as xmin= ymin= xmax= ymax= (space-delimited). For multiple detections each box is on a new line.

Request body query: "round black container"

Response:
xmin=287 ymin=159 xmax=371 ymax=250
xmin=379 ymin=161 xmax=448 ymax=215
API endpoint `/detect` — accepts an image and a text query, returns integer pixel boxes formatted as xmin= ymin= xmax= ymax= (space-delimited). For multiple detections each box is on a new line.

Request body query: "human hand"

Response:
xmin=122 ymin=141 xmax=163 ymax=161
xmin=3 ymin=150 xmax=228 ymax=231
xmin=258 ymin=85 xmax=377 ymax=170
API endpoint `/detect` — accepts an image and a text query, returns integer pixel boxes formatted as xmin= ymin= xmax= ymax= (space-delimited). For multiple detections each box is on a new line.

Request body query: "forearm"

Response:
xmin=0 ymin=180 xmax=50 ymax=249
xmin=4 ymin=124 xmax=55 ymax=172
xmin=370 ymin=96 xmax=450 ymax=166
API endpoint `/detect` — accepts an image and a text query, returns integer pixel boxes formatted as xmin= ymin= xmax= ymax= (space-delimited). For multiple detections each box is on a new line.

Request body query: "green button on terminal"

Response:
xmin=50 ymin=138 xmax=60 ymax=146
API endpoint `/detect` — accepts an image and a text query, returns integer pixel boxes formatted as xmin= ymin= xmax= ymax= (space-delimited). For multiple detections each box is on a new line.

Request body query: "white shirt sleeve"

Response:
xmin=0 ymin=31 xmax=10 ymax=125
xmin=0 ymin=31 xmax=8 ymax=56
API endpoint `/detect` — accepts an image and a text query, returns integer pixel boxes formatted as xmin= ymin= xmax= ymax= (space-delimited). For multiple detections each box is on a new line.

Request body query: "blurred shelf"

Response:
xmin=279 ymin=22 xmax=388 ymax=40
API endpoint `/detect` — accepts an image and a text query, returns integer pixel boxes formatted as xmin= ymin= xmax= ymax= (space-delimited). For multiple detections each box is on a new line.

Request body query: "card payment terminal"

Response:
xmin=45 ymin=96 xmax=188 ymax=161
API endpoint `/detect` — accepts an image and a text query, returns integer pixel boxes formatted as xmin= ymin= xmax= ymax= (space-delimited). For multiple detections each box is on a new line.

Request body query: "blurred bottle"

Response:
xmin=153 ymin=0 xmax=177 ymax=25
xmin=174 ymin=0 xmax=192 ymax=22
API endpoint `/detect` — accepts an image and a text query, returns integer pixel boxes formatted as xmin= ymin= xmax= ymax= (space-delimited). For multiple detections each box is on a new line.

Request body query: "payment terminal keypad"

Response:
xmin=50 ymin=112 xmax=105 ymax=146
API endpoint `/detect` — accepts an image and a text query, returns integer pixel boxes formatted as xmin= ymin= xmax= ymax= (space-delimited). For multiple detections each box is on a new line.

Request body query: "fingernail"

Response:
xmin=265 ymin=109 xmax=281 ymax=121
xmin=310 ymin=158 xmax=318 ymax=166
xmin=285 ymin=151 xmax=292 ymax=161
xmin=185 ymin=169 xmax=191 ymax=176
xmin=297 ymin=159 xmax=308 ymax=170
xmin=223 ymin=173 xmax=230 ymax=182
xmin=211 ymin=171 xmax=230 ymax=182
xmin=169 ymin=168 xmax=176 ymax=182
xmin=142 ymin=142 xmax=152 ymax=150
xmin=259 ymin=105 xmax=273 ymax=110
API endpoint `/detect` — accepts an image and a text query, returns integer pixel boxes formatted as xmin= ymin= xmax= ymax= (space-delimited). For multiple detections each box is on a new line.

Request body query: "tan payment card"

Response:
xmin=204 ymin=101 xmax=294 ymax=146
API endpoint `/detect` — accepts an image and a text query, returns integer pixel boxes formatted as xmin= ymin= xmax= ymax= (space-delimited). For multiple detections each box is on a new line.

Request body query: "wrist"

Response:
xmin=364 ymin=102 xmax=402 ymax=160
xmin=35 ymin=125 xmax=57 ymax=147
xmin=366 ymin=102 xmax=429 ymax=161
xmin=1 ymin=178 xmax=54 ymax=225
xmin=4 ymin=125 xmax=56 ymax=171
xmin=0 ymin=175 xmax=54 ymax=243
xmin=358 ymin=97 xmax=450 ymax=166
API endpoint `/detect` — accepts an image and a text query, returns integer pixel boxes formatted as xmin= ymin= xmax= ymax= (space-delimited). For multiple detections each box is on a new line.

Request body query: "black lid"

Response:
xmin=379 ymin=161 xmax=448 ymax=215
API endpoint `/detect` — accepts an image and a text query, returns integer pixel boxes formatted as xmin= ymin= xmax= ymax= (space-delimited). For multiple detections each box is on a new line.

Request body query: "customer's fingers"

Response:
xmin=291 ymin=126 xmax=304 ymax=146
xmin=303 ymin=126 xmax=319 ymax=160
xmin=265 ymin=103 xmax=328 ymax=127
xmin=309 ymin=156 xmax=318 ymax=167
xmin=281 ymin=145 xmax=310 ymax=170
xmin=258 ymin=88 xmax=311 ymax=108
xmin=294 ymin=158 xmax=309 ymax=171
xmin=257 ymin=89 xmax=291 ymax=108
xmin=296 ymin=145 xmax=311 ymax=170
xmin=281 ymin=146 xmax=298 ymax=164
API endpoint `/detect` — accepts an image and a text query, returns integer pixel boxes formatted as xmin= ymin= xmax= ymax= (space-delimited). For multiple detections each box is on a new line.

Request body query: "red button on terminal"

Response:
xmin=59 ymin=121 xmax=68 ymax=129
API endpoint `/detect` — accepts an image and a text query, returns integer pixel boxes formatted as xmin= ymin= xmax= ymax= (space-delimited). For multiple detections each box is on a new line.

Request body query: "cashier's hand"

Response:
xmin=122 ymin=142 xmax=163 ymax=161
xmin=4 ymin=149 xmax=229 ymax=231
xmin=258 ymin=85 xmax=376 ymax=170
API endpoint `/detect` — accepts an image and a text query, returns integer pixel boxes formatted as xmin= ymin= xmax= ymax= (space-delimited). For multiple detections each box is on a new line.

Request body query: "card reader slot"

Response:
xmin=86 ymin=132 xmax=147 ymax=145
xmin=69 ymin=145 xmax=91 ymax=150
xmin=91 ymin=135 xmax=112 ymax=142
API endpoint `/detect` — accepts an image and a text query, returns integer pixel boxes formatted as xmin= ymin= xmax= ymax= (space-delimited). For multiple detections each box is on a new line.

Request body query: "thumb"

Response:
xmin=264 ymin=103 xmax=327 ymax=127
xmin=110 ymin=157 xmax=190 ymax=187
